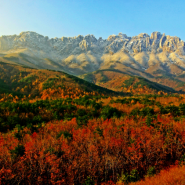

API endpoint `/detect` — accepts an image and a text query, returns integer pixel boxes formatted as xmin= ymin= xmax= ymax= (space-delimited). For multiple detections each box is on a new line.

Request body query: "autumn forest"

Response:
xmin=1 ymin=62 xmax=185 ymax=184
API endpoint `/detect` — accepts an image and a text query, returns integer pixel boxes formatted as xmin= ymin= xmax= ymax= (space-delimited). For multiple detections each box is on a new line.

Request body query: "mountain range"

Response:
xmin=1 ymin=31 xmax=185 ymax=92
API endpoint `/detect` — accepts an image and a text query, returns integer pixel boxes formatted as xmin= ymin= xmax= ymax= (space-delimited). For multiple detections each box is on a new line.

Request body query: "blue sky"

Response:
xmin=0 ymin=0 xmax=185 ymax=40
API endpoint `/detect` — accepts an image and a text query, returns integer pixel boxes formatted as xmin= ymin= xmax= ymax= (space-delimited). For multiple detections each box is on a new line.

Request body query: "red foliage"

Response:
xmin=0 ymin=116 xmax=185 ymax=184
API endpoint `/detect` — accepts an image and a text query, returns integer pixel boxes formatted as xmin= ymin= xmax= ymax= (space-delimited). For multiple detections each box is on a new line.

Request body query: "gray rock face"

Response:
xmin=0 ymin=31 xmax=185 ymax=75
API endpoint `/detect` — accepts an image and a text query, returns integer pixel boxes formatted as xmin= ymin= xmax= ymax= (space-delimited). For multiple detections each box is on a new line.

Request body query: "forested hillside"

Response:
xmin=0 ymin=63 xmax=185 ymax=184
xmin=80 ymin=69 xmax=177 ymax=94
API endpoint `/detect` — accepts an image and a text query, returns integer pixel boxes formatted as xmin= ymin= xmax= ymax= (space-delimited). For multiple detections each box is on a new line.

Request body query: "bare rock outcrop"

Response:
xmin=0 ymin=31 xmax=185 ymax=76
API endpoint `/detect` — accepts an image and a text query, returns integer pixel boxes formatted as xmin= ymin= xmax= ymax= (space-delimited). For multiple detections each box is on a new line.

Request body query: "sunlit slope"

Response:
xmin=0 ymin=50 xmax=67 ymax=71
xmin=80 ymin=69 xmax=176 ymax=94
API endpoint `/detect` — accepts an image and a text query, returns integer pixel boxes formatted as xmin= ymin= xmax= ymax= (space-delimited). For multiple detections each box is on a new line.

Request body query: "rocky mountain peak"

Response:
xmin=137 ymin=33 xmax=150 ymax=39
xmin=150 ymin=31 xmax=162 ymax=40
xmin=0 ymin=31 xmax=185 ymax=76
xmin=84 ymin=34 xmax=97 ymax=43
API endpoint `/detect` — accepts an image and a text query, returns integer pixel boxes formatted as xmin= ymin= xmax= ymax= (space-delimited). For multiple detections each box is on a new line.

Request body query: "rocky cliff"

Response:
xmin=0 ymin=31 xmax=185 ymax=76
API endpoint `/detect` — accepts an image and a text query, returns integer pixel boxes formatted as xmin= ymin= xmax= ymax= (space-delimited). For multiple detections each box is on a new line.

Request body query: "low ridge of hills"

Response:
xmin=0 ymin=62 xmax=118 ymax=100
xmin=80 ymin=69 xmax=176 ymax=94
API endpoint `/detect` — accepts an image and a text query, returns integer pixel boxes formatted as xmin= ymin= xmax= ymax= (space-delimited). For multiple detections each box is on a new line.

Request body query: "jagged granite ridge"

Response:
xmin=0 ymin=31 xmax=185 ymax=76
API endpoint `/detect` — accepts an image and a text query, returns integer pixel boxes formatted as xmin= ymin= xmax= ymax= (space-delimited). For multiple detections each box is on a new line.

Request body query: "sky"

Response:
xmin=0 ymin=0 xmax=185 ymax=40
